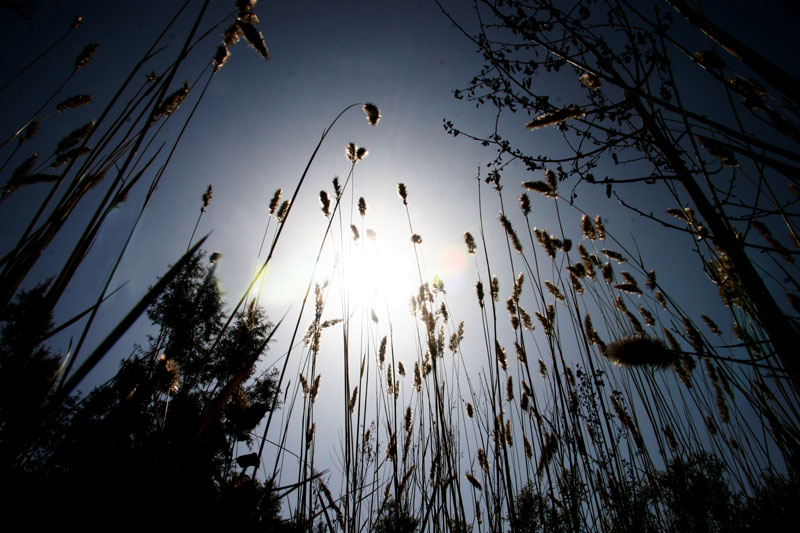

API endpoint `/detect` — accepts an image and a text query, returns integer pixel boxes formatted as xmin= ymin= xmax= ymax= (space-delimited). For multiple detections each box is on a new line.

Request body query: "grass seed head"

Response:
xmin=74 ymin=43 xmax=99 ymax=69
xmin=346 ymin=142 xmax=357 ymax=161
xmin=201 ymin=184 xmax=213 ymax=212
xmin=464 ymin=232 xmax=476 ymax=254
xmin=223 ymin=23 xmax=243 ymax=46
xmin=213 ymin=45 xmax=230 ymax=73
xmin=465 ymin=473 xmax=482 ymax=490
xmin=237 ymin=0 xmax=258 ymax=13
xmin=151 ymin=82 xmax=189 ymax=122
xmin=363 ymin=103 xmax=381 ymax=126
xmin=238 ymin=20 xmax=269 ymax=60
xmin=319 ymin=190 xmax=331 ymax=217
xmin=581 ymin=214 xmax=596 ymax=239
xmin=595 ymin=216 xmax=606 ymax=239
xmin=276 ymin=200 xmax=290 ymax=222
xmin=494 ymin=340 xmax=508 ymax=371
xmin=519 ymin=192 xmax=531 ymax=215
xmin=397 ymin=182 xmax=408 ymax=204
xmin=56 ymin=94 xmax=93 ymax=113
xmin=522 ymin=180 xmax=555 ymax=198
xmin=525 ymin=104 xmax=584 ymax=130
xmin=579 ymin=72 xmax=602 ymax=90
xmin=268 ymin=188 xmax=282 ymax=215
xmin=56 ymin=121 xmax=94 ymax=153
xmin=605 ymin=334 xmax=676 ymax=369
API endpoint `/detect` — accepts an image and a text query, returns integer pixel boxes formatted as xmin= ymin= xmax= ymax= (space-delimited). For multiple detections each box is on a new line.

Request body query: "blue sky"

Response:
xmin=0 ymin=0 xmax=738 ymax=422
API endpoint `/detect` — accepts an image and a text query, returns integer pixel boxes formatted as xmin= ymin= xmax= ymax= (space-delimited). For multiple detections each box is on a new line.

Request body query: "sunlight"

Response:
xmin=340 ymin=236 xmax=418 ymax=312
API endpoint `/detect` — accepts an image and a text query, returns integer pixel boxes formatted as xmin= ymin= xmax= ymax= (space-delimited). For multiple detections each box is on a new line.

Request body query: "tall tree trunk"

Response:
xmin=628 ymin=91 xmax=800 ymax=393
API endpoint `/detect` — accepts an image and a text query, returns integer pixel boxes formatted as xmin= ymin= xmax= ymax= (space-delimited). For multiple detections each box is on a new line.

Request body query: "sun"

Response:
xmin=331 ymin=233 xmax=419 ymax=315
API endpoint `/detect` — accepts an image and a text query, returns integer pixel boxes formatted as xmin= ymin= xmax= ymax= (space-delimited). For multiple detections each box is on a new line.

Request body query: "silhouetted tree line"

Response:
xmin=0 ymin=252 xmax=305 ymax=530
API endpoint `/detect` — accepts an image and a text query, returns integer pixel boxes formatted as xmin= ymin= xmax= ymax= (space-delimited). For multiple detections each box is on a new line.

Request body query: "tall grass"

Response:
xmin=1 ymin=2 xmax=799 ymax=531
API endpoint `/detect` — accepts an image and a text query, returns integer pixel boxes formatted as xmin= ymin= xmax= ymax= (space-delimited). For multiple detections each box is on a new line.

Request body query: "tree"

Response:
xmin=3 ymin=251 xmax=285 ymax=530
xmin=0 ymin=283 xmax=62 ymax=468
xmin=651 ymin=452 xmax=741 ymax=532
xmin=442 ymin=0 xmax=800 ymax=393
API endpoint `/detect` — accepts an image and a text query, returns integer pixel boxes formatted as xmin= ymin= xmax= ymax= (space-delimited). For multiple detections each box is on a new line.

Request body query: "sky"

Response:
xmin=0 ymin=0 xmax=502 ymax=377
xmin=2 ymin=0 xmax=797 ymax=498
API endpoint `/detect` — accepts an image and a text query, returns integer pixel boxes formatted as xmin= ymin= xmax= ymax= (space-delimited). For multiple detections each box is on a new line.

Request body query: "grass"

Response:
xmin=1 ymin=1 xmax=799 ymax=531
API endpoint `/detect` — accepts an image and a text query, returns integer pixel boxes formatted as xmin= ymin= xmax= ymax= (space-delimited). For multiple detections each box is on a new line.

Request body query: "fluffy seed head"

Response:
xmin=56 ymin=121 xmax=94 ymax=153
xmin=465 ymin=473 xmax=482 ymax=490
xmin=268 ymin=189 xmax=282 ymax=215
xmin=56 ymin=94 xmax=93 ymax=113
xmin=464 ymin=232 xmax=476 ymax=254
xmin=276 ymin=200 xmax=290 ymax=222
xmin=319 ymin=190 xmax=331 ymax=217
xmin=74 ymin=43 xmax=99 ymax=70
xmin=595 ymin=216 xmax=606 ymax=239
xmin=522 ymin=180 xmax=555 ymax=198
xmin=346 ymin=142 xmax=357 ymax=161
xmin=237 ymin=0 xmax=257 ymax=13
xmin=363 ymin=103 xmax=381 ymax=126
xmin=223 ymin=23 xmax=243 ymax=46
xmin=519 ymin=193 xmax=531 ymax=215
xmin=213 ymin=45 xmax=230 ymax=73
xmin=151 ymin=82 xmax=189 ymax=122
xmin=579 ymin=72 xmax=602 ymax=90
xmin=397 ymin=182 xmax=408 ymax=204
xmin=605 ymin=334 xmax=676 ymax=369
xmin=526 ymin=105 xmax=584 ymax=130
xmin=238 ymin=20 xmax=269 ymax=60
xmin=201 ymin=184 xmax=213 ymax=212
xmin=581 ymin=214 xmax=596 ymax=239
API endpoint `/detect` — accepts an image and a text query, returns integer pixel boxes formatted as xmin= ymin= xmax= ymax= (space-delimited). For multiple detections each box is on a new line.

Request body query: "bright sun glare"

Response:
xmin=329 ymin=236 xmax=418 ymax=317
